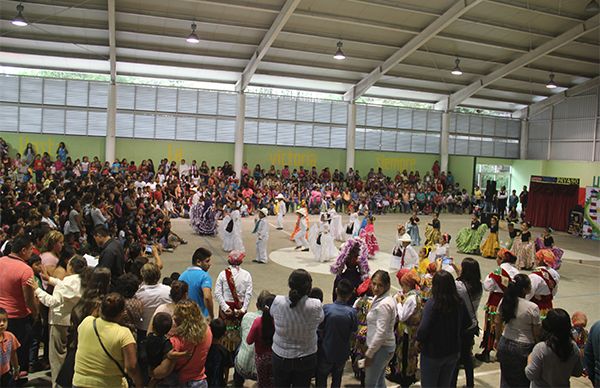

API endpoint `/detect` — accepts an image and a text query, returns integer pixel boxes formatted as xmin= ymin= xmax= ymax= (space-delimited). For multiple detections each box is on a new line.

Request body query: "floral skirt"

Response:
xmin=456 ymin=224 xmax=488 ymax=254
xmin=513 ymin=239 xmax=535 ymax=270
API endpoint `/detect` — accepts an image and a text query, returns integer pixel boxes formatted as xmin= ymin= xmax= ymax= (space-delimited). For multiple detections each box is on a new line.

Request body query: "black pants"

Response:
xmin=451 ymin=335 xmax=475 ymax=387
xmin=8 ymin=316 xmax=33 ymax=376
xmin=272 ymin=352 xmax=317 ymax=388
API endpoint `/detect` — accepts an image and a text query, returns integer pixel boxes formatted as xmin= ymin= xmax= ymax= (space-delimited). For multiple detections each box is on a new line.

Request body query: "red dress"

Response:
xmin=359 ymin=224 xmax=379 ymax=257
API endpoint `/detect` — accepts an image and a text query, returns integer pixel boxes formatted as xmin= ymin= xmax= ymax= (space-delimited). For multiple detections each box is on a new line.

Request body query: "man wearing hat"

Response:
xmin=292 ymin=208 xmax=310 ymax=252
xmin=214 ymin=250 xmax=253 ymax=351
xmin=390 ymin=233 xmax=419 ymax=270
xmin=275 ymin=194 xmax=286 ymax=230
xmin=252 ymin=208 xmax=269 ymax=263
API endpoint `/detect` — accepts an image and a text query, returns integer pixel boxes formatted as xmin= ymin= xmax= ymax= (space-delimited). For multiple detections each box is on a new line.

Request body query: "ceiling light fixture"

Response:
xmin=11 ymin=3 xmax=28 ymax=27
xmin=585 ymin=0 xmax=600 ymax=12
xmin=333 ymin=41 xmax=346 ymax=60
xmin=186 ymin=22 xmax=200 ymax=44
xmin=546 ymin=73 xmax=557 ymax=89
xmin=451 ymin=58 xmax=463 ymax=75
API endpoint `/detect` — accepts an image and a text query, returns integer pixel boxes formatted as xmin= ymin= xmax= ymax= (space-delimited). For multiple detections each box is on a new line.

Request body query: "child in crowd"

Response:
xmin=309 ymin=287 xmax=324 ymax=302
xmin=316 ymin=280 xmax=358 ymax=388
xmin=406 ymin=212 xmax=421 ymax=246
xmin=206 ymin=319 xmax=234 ymax=388
xmin=247 ymin=293 xmax=276 ymax=388
xmin=0 ymin=308 xmax=21 ymax=386
xmin=146 ymin=313 xmax=176 ymax=387
xmin=571 ymin=311 xmax=589 ymax=358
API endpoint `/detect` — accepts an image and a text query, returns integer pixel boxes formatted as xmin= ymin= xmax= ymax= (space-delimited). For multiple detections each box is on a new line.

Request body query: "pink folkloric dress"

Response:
xmin=359 ymin=223 xmax=380 ymax=257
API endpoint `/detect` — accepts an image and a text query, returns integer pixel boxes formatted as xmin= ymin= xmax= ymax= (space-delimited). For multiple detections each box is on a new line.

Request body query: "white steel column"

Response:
xmin=441 ymin=111 xmax=450 ymax=173
xmin=520 ymin=119 xmax=529 ymax=160
xmin=105 ymin=0 xmax=116 ymax=162
xmin=346 ymin=102 xmax=356 ymax=172
xmin=234 ymin=91 xmax=246 ymax=178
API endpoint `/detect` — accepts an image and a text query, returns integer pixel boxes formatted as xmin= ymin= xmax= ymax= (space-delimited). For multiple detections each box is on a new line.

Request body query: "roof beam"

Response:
xmin=518 ymin=76 xmax=600 ymax=118
xmin=441 ymin=13 xmax=600 ymax=110
xmin=234 ymin=0 xmax=300 ymax=92
xmin=342 ymin=0 xmax=484 ymax=101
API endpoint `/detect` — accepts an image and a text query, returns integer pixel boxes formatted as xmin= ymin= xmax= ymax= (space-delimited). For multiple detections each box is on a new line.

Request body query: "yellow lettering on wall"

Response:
xmin=266 ymin=150 xmax=319 ymax=169
xmin=18 ymin=135 xmax=55 ymax=157
xmin=375 ymin=157 xmax=416 ymax=173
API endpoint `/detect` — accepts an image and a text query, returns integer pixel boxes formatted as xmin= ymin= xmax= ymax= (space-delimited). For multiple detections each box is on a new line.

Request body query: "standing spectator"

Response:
xmin=584 ymin=320 xmax=600 ymax=387
xmin=417 ymin=270 xmax=470 ymax=388
xmin=206 ymin=319 xmax=234 ymax=388
xmin=56 ymin=142 xmax=68 ymax=163
xmin=508 ymin=189 xmax=519 ymax=212
xmin=316 ymin=279 xmax=358 ymax=388
xmin=135 ymin=263 xmax=171 ymax=338
xmin=452 ymin=258 xmax=483 ymax=388
xmin=40 ymin=230 xmax=65 ymax=279
xmin=525 ymin=308 xmax=583 ymax=387
xmin=214 ymin=251 xmax=253 ymax=352
xmin=28 ymin=255 xmax=87 ymax=385
xmin=497 ymin=186 xmax=508 ymax=220
xmin=23 ymin=143 xmax=35 ymax=166
xmin=364 ymin=270 xmax=396 ymax=388
xmin=151 ymin=300 xmax=213 ymax=387
xmin=66 ymin=200 xmax=84 ymax=244
xmin=495 ymin=274 xmax=541 ymax=388
xmin=179 ymin=247 xmax=214 ymax=319
xmin=73 ymin=293 xmax=143 ymax=387
xmin=0 ymin=236 xmax=37 ymax=383
xmin=147 ymin=280 xmax=188 ymax=336
xmin=246 ymin=292 xmax=275 ymax=388
xmin=270 ymin=269 xmax=324 ymax=387
xmin=234 ymin=292 xmax=271 ymax=387
xmin=0 ymin=307 xmax=21 ymax=386
xmin=519 ymin=186 xmax=529 ymax=212
xmin=93 ymin=225 xmax=125 ymax=286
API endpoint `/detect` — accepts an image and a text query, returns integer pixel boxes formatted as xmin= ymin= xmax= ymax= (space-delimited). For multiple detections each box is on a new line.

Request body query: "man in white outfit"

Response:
xmin=276 ymin=194 xmax=286 ymax=230
xmin=390 ymin=233 xmax=419 ymax=270
xmin=253 ymin=208 xmax=269 ymax=263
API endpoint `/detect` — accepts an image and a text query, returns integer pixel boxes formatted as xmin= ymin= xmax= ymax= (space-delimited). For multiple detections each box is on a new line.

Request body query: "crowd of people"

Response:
xmin=0 ymin=138 xmax=598 ymax=388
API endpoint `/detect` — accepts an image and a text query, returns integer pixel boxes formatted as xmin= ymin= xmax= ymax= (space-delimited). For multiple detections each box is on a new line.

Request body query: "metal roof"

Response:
xmin=1 ymin=0 xmax=598 ymax=114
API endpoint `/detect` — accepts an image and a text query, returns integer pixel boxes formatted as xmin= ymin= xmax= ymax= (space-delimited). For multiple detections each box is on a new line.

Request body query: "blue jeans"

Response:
xmin=420 ymin=352 xmax=460 ymax=388
xmin=315 ymin=357 xmax=346 ymax=388
xmin=185 ymin=379 xmax=208 ymax=388
xmin=364 ymin=345 xmax=395 ymax=388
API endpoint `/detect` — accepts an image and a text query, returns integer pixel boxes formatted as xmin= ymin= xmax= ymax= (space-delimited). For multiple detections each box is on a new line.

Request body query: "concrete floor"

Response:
xmin=28 ymin=212 xmax=599 ymax=387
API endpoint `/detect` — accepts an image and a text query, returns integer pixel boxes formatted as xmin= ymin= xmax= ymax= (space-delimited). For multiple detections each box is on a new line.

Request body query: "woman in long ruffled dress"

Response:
xmin=423 ymin=212 xmax=441 ymax=248
xmin=345 ymin=212 xmax=361 ymax=240
xmin=359 ymin=215 xmax=379 ymax=258
xmin=513 ymin=221 xmax=535 ymax=270
xmin=480 ymin=215 xmax=500 ymax=258
xmin=456 ymin=213 xmax=488 ymax=254
xmin=191 ymin=195 xmax=218 ymax=236
xmin=351 ymin=278 xmax=373 ymax=386
xmin=535 ymin=227 xmax=563 ymax=270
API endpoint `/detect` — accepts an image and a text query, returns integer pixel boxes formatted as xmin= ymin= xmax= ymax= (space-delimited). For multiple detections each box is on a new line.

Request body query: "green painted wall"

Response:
xmin=354 ymin=150 xmax=438 ymax=177
xmin=243 ymin=144 xmax=345 ymax=171
xmin=448 ymin=155 xmax=475 ymax=193
xmin=541 ymin=160 xmax=600 ymax=187
xmin=511 ymin=160 xmax=544 ymax=192
xmin=0 ymin=133 xmax=105 ymax=160
xmin=116 ymin=138 xmax=233 ymax=166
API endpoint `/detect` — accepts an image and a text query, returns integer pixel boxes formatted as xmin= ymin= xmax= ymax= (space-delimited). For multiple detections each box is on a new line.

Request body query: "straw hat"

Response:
xmin=399 ymin=233 xmax=412 ymax=243
xmin=260 ymin=208 xmax=269 ymax=216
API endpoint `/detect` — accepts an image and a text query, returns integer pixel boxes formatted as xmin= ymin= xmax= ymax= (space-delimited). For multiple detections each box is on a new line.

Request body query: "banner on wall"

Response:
xmin=530 ymin=175 xmax=580 ymax=186
xmin=583 ymin=186 xmax=600 ymax=240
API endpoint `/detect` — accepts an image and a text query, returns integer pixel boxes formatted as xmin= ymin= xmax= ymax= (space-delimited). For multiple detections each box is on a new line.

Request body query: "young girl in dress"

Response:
xmin=405 ymin=212 xmax=421 ymax=246
xmin=423 ymin=212 xmax=441 ymax=248
xmin=535 ymin=227 xmax=563 ymax=270
xmin=513 ymin=221 xmax=535 ymax=270
xmin=480 ymin=215 xmax=500 ymax=258
xmin=359 ymin=216 xmax=379 ymax=258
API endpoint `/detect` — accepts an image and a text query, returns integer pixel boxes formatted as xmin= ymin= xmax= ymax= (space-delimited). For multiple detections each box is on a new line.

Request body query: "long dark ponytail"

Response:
xmin=260 ymin=294 xmax=276 ymax=347
xmin=543 ymin=308 xmax=574 ymax=362
xmin=288 ymin=269 xmax=312 ymax=308
xmin=500 ymin=274 xmax=530 ymax=324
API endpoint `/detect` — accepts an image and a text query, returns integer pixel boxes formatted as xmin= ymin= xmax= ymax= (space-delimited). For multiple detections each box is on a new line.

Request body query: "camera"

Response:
xmin=145 ymin=245 xmax=153 ymax=254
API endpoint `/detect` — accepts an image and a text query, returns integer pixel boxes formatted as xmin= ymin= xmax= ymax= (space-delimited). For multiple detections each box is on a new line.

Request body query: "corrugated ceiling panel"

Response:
xmin=136 ymin=86 xmax=156 ymax=111
xmin=65 ymin=110 xmax=87 ymax=135
xmin=216 ymin=119 xmax=235 ymax=143
xmin=156 ymin=87 xmax=177 ymax=112
xmin=116 ymin=112 xmax=134 ymax=138
xmin=134 ymin=114 xmax=155 ymax=139
xmin=277 ymin=99 xmax=296 ymax=121
xmin=314 ymin=101 xmax=332 ymax=123
xmin=330 ymin=126 xmax=346 ymax=148
xmin=0 ymin=105 xmax=18 ymax=132
xmin=296 ymin=100 xmax=314 ymax=122
xmin=88 ymin=111 xmax=107 ymax=136
xmin=331 ymin=103 xmax=347 ymax=124
xmin=313 ymin=125 xmax=331 ymax=147
xmin=20 ymin=77 xmax=43 ymax=104
xmin=66 ymin=80 xmax=88 ymax=107
xmin=382 ymin=106 xmax=397 ymax=128
xmin=88 ymin=83 xmax=108 ymax=108
xmin=42 ymin=108 xmax=65 ymax=134
xmin=527 ymin=141 xmax=547 ymax=160
xmin=412 ymin=132 xmax=426 ymax=152
xmin=413 ymin=110 xmax=427 ymax=130
xmin=174 ymin=116 xmax=194 ymax=140
xmin=381 ymin=130 xmax=396 ymax=151
xmin=398 ymin=109 xmax=412 ymax=128
xmin=529 ymin=120 xmax=549 ymax=140
xmin=178 ymin=89 xmax=198 ymax=114
xmin=197 ymin=118 xmax=216 ymax=141
xmin=276 ymin=122 xmax=295 ymax=145
xmin=550 ymin=141 xmax=593 ymax=161
xmin=43 ymin=79 xmax=66 ymax=105
xmin=117 ymin=84 xmax=135 ymax=110
xmin=0 ymin=76 xmax=19 ymax=102
xmin=156 ymin=115 xmax=176 ymax=140
xmin=552 ymin=119 xmax=595 ymax=140
xmin=243 ymin=120 xmax=258 ymax=144
xmin=245 ymin=95 xmax=259 ymax=118
xmin=19 ymin=107 xmax=42 ymax=133
xmin=428 ymin=111 xmax=442 ymax=132
xmin=396 ymin=131 xmax=411 ymax=152
xmin=366 ymin=105 xmax=382 ymax=127
xmin=258 ymin=121 xmax=277 ymax=144
xmin=425 ymin=133 xmax=440 ymax=154
xmin=494 ymin=140 xmax=506 ymax=158
xmin=197 ymin=91 xmax=217 ymax=115
xmin=295 ymin=123 xmax=313 ymax=147
xmin=217 ymin=93 xmax=237 ymax=117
